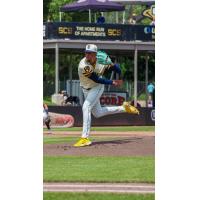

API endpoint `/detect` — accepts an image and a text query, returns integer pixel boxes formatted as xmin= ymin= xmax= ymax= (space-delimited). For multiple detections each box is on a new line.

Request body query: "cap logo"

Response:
xmin=85 ymin=44 xmax=97 ymax=53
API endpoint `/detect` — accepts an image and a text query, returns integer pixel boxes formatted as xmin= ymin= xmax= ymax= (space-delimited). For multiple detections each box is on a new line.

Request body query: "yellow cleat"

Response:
xmin=73 ymin=138 xmax=92 ymax=147
xmin=123 ymin=102 xmax=140 ymax=115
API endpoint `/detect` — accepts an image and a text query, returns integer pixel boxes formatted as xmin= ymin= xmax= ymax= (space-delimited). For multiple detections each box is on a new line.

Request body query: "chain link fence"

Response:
xmin=44 ymin=80 xmax=148 ymax=107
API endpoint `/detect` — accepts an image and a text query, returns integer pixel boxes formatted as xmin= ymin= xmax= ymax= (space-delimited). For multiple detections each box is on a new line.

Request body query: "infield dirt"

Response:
xmin=43 ymin=131 xmax=154 ymax=156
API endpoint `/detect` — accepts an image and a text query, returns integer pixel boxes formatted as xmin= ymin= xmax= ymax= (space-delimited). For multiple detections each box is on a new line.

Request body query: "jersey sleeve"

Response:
xmin=82 ymin=65 xmax=94 ymax=77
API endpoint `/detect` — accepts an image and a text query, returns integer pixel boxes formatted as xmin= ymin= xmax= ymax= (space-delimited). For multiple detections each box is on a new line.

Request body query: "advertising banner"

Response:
xmin=48 ymin=106 xmax=155 ymax=126
xmin=100 ymin=92 xmax=127 ymax=106
xmin=44 ymin=22 xmax=154 ymax=41
xmin=43 ymin=24 xmax=47 ymax=39
xmin=46 ymin=22 xmax=126 ymax=41
xmin=135 ymin=25 xmax=155 ymax=41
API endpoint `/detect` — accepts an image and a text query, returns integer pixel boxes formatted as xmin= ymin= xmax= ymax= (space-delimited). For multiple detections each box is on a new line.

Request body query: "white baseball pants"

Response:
xmin=43 ymin=110 xmax=48 ymax=122
xmin=82 ymin=84 xmax=125 ymax=138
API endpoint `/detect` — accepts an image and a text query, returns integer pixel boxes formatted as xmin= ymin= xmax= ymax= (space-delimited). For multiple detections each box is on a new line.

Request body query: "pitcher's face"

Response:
xmin=85 ymin=52 xmax=97 ymax=65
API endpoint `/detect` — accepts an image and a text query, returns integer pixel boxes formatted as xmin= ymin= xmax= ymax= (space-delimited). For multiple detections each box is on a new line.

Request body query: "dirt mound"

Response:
xmin=44 ymin=135 xmax=154 ymax=156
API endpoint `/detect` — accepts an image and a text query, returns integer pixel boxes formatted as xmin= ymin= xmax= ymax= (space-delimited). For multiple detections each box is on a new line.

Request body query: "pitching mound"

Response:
xmin=44 ymin=132 xmax=154 ymax=156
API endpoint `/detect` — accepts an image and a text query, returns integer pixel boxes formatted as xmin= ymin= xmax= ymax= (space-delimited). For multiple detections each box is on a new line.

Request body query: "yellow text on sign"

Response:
xmin=58 ymin=27 xmax=73 ymax=35
xmin=107 ymin=29 xmax=121 ymax=36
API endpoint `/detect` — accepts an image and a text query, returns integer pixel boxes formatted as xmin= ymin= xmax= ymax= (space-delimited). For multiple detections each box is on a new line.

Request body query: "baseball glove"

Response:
xmin=96 ymin=51 xmax=113 ymax=65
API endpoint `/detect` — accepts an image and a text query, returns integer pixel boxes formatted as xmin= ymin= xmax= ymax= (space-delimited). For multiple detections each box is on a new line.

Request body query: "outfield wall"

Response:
xmin=48 ymin=106 xmax=155 ymax=126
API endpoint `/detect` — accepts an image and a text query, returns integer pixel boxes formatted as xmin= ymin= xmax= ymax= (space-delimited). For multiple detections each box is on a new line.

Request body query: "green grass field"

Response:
xmin=44 ymin=97 xmax=56 ymax=105
xmin=43 ymin=192 xmax=155 ymax=200
xmin=44 ymin=126 xmax=155 ymax=132
xmin=44 ymin=136 xmax=135 ymax=144
xmin=44 ymin=156 xmax=154 ymax=183
xmin=44 ymin=136 xmax=78 ymax=144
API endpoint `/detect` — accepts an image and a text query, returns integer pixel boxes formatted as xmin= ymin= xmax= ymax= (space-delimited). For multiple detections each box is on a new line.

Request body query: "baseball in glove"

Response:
xmin=96 ymin=51 xmax=113 ymax=65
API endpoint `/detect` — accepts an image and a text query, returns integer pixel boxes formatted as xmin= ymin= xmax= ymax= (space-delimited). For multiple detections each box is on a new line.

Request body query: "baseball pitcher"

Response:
xmin=74 ymin=44 xmax=139 ymax=147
